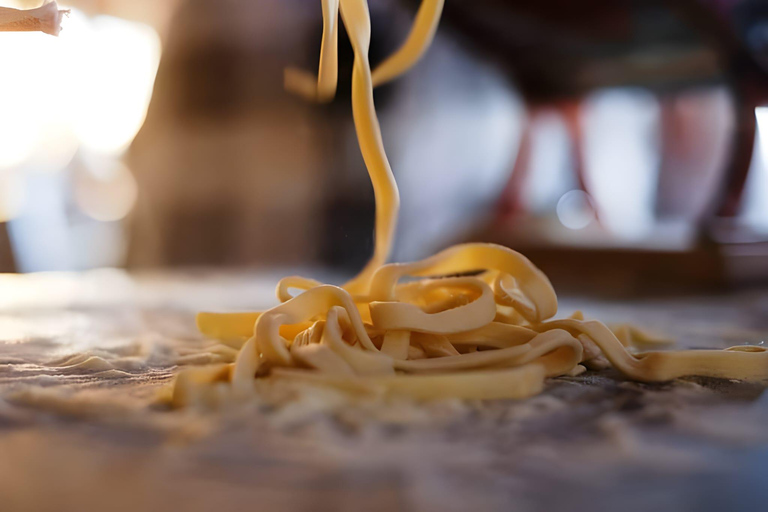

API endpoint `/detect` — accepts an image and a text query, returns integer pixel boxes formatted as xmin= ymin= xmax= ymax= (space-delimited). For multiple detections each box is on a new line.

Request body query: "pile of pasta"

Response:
xmin=171 ymin=0 xmax=767 ymax=407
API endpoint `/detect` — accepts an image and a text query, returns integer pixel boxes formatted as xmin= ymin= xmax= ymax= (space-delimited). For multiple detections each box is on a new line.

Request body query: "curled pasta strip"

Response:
xmin=394 ymin=329 xmax=582 ymax=375
xmin=493 ymin=305 xmax=527 ymax=326
xmin=611 ymin=323 xmax=674 ymax=350
xmin=277 ymin=276 xmax=324 ymax=302
xmin=292 ymin=320 xmax=325 ymax=348
xmin=534 ymin=319 xmax=768 ymax=382
xmin=231 ymin=285 xmax=378 ymax=389
xmin=271 ymin=364 xmax=547 ymax=401
xmin=172 ymin=364 xmax=233 ymax=409
xmin=492 ymin=273 xmax=537 ymax=322
xmin=391 ymin=279 xmax=468 ymax=307
xmin=380 ymin=330 xmax=410 ymax=359
xmin=197 ymin=312 xmax=262 ymax=339
xmin=284 ymin=0 xmax=442 ymax=100
xmin=370 ymin=277 xmax=496 ymax=334
xmin=447 ymin=322 xmax=537 ymax=349
xmin=320 ymin=306 xmax=395 ymax=375
xmin=291 ymin=337 xmax=357 ymax=376
xmin=370 ymin=0 xmax=445 ymax=87
xmin=368 ymin=243 xmax=557 ymax=322
xmin=412 ymin=333 xmax=460 ymax=357
xmin=284 ymin=0 xmax=339 ymax=102
xmin=196 ymin=312 xmax=314 ymax=345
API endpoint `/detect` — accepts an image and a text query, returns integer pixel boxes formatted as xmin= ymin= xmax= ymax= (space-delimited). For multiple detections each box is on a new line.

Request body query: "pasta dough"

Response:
xmin=171 ymin=0 xmax=768 ymax=407
xmin=0 ymin=3 xmax=67 ymax=36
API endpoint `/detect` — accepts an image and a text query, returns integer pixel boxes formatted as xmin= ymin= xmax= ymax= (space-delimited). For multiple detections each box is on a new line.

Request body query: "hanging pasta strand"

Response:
xmin=371 ymin=0 xmax=444 ymax=87
xmin=283 ymin=0 xmax=340 ymax=102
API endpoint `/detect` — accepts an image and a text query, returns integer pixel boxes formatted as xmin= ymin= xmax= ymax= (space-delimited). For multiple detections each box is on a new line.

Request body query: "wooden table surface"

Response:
xmin=0 ymin=270 xmax=766 ymax=512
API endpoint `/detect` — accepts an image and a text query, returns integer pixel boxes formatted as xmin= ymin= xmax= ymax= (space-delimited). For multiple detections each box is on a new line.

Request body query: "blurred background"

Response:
xmin=1 ymin=0 xmax=768 ymax=295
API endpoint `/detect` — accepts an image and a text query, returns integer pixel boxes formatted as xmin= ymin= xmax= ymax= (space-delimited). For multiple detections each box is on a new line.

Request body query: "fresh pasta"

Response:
xmin=0 ymin=2 xmax=67 ymax=36
xmin=171 ymin=0 xmax=768 ymax=407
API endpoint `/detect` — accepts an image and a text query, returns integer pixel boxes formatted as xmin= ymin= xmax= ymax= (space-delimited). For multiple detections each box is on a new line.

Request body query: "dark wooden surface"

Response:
xmin=0 ymin=270 xmax=766 ymax=512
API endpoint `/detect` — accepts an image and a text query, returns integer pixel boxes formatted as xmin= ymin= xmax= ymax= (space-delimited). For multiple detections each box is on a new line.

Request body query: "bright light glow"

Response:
xmin=756 ymin=107 xmax=768 ymax=150
xmin=0 ymin=30 xmax=69 ymax=168
xmin=0 ymin=9 xmax=160 ymax=171
xmin=0 ymin=172 xmax=26 ymax=222
xmin=0 ymin=8 xmax=159 ymax=227
xmin=524 ymin=112 xmax=577 ymax=213
xmin=742 ymin=107 xmax=768 ymax=231
xmin=74 ymin=158 xmax=138 ymax=222
xmin=62 ymin=11 xmax=161 ymax=154
xmin=556 ymin=190 xmax=595 ymax=230
xmin=582 ymin=89 xmax=660 ymax=240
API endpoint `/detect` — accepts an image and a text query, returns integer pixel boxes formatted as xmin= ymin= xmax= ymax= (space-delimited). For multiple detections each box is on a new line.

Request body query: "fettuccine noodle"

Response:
xmin=171 ymin=0 xmax=768 ymax=407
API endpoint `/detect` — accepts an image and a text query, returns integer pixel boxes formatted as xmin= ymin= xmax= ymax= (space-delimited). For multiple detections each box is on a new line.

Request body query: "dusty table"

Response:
xmin=0 ymin=270 xmax=766 ymax=512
